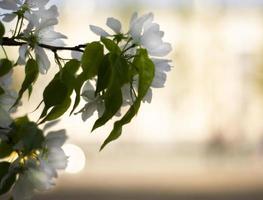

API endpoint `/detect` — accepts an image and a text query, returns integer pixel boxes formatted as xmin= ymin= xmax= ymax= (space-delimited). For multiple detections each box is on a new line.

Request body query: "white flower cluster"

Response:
xmin=81 ymin=12 xmax=172 ymax=119
xmin=90 ymin=13 xmax=172 ymax=94
xmin=11 ymin=130 xmax=67 ymax=200
xmin=0 ymin=0 xmax=66 ymax=74
xmin=1 ymin=1 xmax=68 ymax=199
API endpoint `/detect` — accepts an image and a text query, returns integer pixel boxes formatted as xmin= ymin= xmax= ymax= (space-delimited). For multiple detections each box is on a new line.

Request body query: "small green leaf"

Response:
xmin=0 ymin=21 xmax=4 ymax=41
xmin=70 ymin=72 xmax=86 ymax=115
xmin=39 ymin=97 xmax=71 ymax=124
xmin=39 ymin=78 xmax=69 ymax=120
xmin=101 ymin=37 xmax=121 ymax=54
xmin=43 ymin=78 xmax=68 ymax=107
xmin=14 ymin=116 xmax=30 ymax=126
xmin=61 ymin=59 xmax=80 ymax=94
xmin=0 ymin=162 xmax=16 ymax=196
xmin=12 ymin=59 xmax=39 ymax=108
xmin=0 ymin=142 xmax=12 ymax=159
xmin=92 ymin=54 xmax=124 ymax=131
xmin=100 ymin=49 xmax=155 ymax=150
xmin=81 ymin=42 xmax=104 ymax=79
xmin=0 ymin=59 xmax=12 ymax=77
xmin=95 ymin=54 xmax=111 ymax=95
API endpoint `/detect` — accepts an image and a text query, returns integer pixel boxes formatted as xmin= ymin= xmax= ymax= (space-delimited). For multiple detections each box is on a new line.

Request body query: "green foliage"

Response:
xmin=71 ymin=43 xmax=104 ymax=114
xmin=81 ymin=42 xmax=104 ymax=79
xmin=40 ymin=59 xmax=80 ymax=123
xmin=11 ymin=116 xmax=44 ymax=154
xmin=92 ymin=54 xmax=124 ymax=131
xmin=101 ymin=37 xmax=121 ymax=54
xmin=100 ymin=49 xmax=155 ymax=150
xmin=12 ymin=59 xmax=39 ymax=108
xmin=95 ymin=54 xmax=111 ymax=95
xmin=0 ymin=59 xmax=12 ymax=77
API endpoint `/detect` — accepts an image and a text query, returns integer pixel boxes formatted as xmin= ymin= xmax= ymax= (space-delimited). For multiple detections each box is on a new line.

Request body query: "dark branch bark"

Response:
xmin=1 ymin=37 xmax=85 ymax=52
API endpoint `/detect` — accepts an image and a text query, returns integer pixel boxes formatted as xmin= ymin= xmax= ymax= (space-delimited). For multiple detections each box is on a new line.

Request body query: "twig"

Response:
xmin=1 ymin=37 xmax=86 ymax=53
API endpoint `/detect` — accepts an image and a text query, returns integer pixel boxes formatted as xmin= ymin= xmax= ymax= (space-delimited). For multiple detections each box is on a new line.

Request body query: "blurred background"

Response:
xmin=4 ymin=0 xmax=263 ymax=199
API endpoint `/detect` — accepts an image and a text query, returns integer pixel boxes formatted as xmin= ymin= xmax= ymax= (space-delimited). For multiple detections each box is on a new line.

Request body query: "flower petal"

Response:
xmin=129 ymin=12 xmax=154 ymax=43
xmin=2 ymin=13 xmax=16 ymax=22
xmin=106 ymin=17 xmax=122 ymax=33
xmin=46 ymin=129 xmax=67 ymax=148
xmin=143 ymin=88 xmax=152 ymax=103
xmin=81 ymin=101 xmax=97 ymax=121
xmin=0 ymin=0 xmax=18 ymax=10
xmin=17 ymin=44 xmax=28 ymax=65
xmin=152 ymin=58 xmax=172 ymax=72
xmin=151 ymin=71 xmax=167 ymax=88
xmin=71 ymin=50 xmax=83 ymax=61
xmin=27 ymin=0 xmax=50 ymax=8
xmin=82 ymin=81 xmax=96 ymax=100
xmin=12 ymin=174 xmax=34 ymax=200
xmin=89 ymin=25 xmax=110 ymax=37
xmin=35 ymin=46 xmax=51 ymax=74
xmin=148 ymin=42 xmax=172 ymax=57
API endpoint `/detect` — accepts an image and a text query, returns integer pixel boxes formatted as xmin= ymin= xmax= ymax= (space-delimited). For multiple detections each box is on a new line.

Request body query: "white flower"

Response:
xmin=45 ymin=129 xmax=68 ymax=171
xmin=89 ymin=17 xmax=122 ymax=37
xmin=151 ymin=58 xmax=172 ymax=88
xmin=12 ymin=129 xmax=68 ymax=199
xmin=12 ymin=161 xmax=55 ymax=200
xmin=128 ymin=12 xmax=172 ymax=91
xmin=89 ymin=12 xmax=172 ymax=93
xmin=129 ymin=12 xmax=172 ymax=57
xmin=80 ymin=81 xmax=105 ymax=121
xmin=18 ymin=14 xmax=67 ymax=73
xmin=0 ymin=0 xmax=50 ymax=22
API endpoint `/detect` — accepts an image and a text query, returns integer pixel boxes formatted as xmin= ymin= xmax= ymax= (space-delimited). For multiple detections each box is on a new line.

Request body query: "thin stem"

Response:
xmin=13 ymin=17 xmax=20 ymax=38
xmin=17 ymin=17 xmax=24 ymax=37
xmin=1 ymin=37 xmax=86 ymax=53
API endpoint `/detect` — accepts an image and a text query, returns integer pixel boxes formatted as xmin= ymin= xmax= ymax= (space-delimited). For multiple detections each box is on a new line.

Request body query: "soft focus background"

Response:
xmin=5 ymin=0 xmax=263 ymax=199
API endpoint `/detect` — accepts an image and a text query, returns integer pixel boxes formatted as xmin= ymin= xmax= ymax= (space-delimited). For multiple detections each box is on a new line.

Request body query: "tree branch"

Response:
xmin=1 ymin=37 xmax=85 ymax=52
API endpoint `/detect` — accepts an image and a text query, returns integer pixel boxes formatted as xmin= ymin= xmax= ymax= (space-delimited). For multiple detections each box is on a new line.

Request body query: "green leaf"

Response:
xmin=0 ymin=21 xmax=4 ymax=41
xmin=14 ymin=116 xmax=30 ymax=126
xmin=12 ymin=59 xmax=39 ymax=108
xmin=39 ymin=97 xmax=71 ymax=124
xmin=115 ymin=56 xmax=131 ymax=85
xmin=70 ymin=72 xmax=86 ymax=115
xmin=92 ymin=54 xmax=123 ymax=131
xmin=101 ymin=37 xmax=121 ymax=54
xmin=39 ymin=78 xmax=69 ymax=120
xmin=100 ymin=49 xmax=155 ymax=150
xmin=95 ymin=54 xmax=111 ymax=95
xmin=43 ymin=78 xmax=68 ymax=107
xmin=12 ymin=120 xmax=44 ymax=154
xmin=61 ymin=59 xmax=80 ymax=94
xmin=0 ymin=162 xmax=16 ymax=196
xmin=81 ymin=42 xmax=104 ymax=79
xmin=0 ymin=142 xmax=12 ymax=159
xmin=0 ymin=59 xmax=12 ymax=77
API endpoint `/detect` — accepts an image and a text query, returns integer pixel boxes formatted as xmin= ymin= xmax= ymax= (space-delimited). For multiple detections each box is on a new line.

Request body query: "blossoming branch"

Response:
xmin=0 ymin=0 xmax=172 ymax=199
